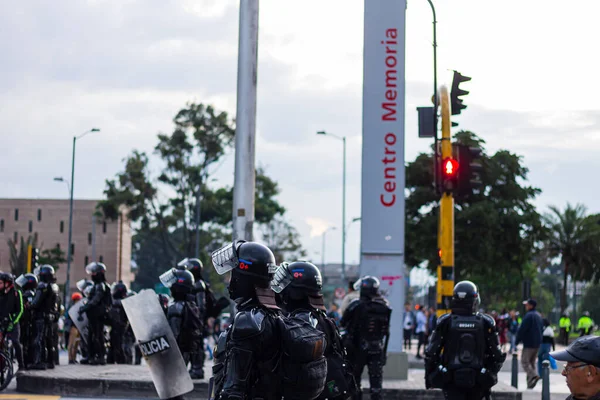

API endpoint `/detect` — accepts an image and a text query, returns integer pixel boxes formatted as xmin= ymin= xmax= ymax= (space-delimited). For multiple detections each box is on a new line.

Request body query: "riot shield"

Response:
xmin=122 ymin=289 xmax=194 ymax=399
xmin=67 ymin=299 xmax=89 ymax=346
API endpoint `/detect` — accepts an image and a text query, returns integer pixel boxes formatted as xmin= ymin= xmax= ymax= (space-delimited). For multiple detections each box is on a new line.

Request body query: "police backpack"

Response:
xmin=278 ymin=313 xmax=327 ymax=400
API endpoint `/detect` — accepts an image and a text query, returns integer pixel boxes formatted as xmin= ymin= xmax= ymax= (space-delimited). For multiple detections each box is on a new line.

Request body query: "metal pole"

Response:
xmin=427 ymin=0 xmax=438 ymax=192
xmin=511 ymin=353 xmax=518 ymax=389
xmin=541 ymin=360 xmax=550 ymax=400
xmin=195 ymin=187 xmax=202 ymax=258
xmin=232 ymin=0 xmax=259 ymax=242
xmin=91 ymin=214 xmax=96 ymax=262
xmin=341 ymin=137 xmax=346 ymax=281
xmin=65 ymin=136 xmax=76 ymax=303
xmin=436 ymin=86 xmax=454 ymax=318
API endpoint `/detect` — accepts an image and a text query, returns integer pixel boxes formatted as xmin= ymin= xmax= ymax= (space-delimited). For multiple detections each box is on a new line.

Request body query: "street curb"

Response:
xmin=17 ymin=373 xmax=521 ymax=400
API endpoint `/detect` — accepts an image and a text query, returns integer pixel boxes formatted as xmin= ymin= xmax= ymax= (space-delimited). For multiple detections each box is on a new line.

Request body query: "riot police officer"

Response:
xmin=16 ymin=273 xmax=37 ymax=368
xmin=211 ymin=241 xmax=282 ymax=400
xmin=177 ymin=258 xmax=208 ymax=379
xmin=425 ymin=281 xmax=506 ymax=400
xmin=160 ymin=268 xmax=202 ymax=376
xmin=341 ymin=276 xmax=392 ymax=400
xmin=78 ymin=262 xmax=112 ymax=365
xmin=272 ymin=261 xmax=358 ymax=400
xmin=108 ymin=281 xmax=128 ymax=364
xmin=29 ymin=265 xmax=59 ymax=370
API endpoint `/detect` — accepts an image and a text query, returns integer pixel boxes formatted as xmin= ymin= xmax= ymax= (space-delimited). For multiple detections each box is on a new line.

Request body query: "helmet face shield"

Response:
xmin=353 ymin=279 xmax=362 ymax=291
xmin=271 ymin=263 xmax=293 ymax=294
xmin=211 ymin=242 xmax=239 ymax=275
xmin=15 ymin=274 xmax=27 ymax=288
xmin=159 ymin=269 xmax=177 ymax=288
xmin=85 ymin=263 xmax=95 ymax=275
xmin=33 ymin=266 xmax=41 ymax=276
xmin=76 ymin=279 xmax=89 ymax=292
xmin=177 ymin=258 xmax=189 ymax=268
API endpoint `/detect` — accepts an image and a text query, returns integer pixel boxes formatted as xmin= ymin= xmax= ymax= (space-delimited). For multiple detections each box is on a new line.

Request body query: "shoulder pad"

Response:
xmin=37 ymin=282 xmax=48 ymax=289
xmin=112 ymin=299 xmax=122 ymax=307
xmin=194 ymin=280 xmax=207 ymax=291
xmin=481 ymin=313 xmax=496 ymax=327
xmin=51 ymin=283 xmax=60 ymax=293
xmin=373 ymin=296 xmax=391 ymax=308
xmin=347 ymin=298 xmax=361 ymax=313
xmin=437 ymin=313 xmax=452 ymax=326
xmin=231 ymin=308 xmax=266 ymax=340
xmin=292 ymin=310 xmax=319 ymax=328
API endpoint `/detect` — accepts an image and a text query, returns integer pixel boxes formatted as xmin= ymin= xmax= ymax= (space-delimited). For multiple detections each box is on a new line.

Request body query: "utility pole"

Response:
xmin=232 ymin=0 xmax=259 ymax=241
xmin=437 ymin=85 xmax=455 ymax=317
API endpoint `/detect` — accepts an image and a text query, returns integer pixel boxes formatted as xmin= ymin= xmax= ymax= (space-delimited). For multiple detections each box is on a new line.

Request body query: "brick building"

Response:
xmin=0 ymin=199 xmax=133 ymax=293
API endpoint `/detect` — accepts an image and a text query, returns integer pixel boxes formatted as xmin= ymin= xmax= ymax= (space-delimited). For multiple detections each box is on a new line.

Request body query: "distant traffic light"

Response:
xmin=450 ymin=71 xmax=471 ymax=116
xmin=441 ymin=157 xmax=459 ymax=192
xmin=456 ymin=144 xmax=483 ymax=196
xmin=31 ymin=247 xmax=40 ymax=271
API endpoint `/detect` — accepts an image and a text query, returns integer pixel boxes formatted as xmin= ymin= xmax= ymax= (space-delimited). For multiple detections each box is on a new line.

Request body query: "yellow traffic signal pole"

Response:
xmin=437 ymin=85 xmax=454 ymax=317
xmin=27 ymin=244 xmax=33 ymax=273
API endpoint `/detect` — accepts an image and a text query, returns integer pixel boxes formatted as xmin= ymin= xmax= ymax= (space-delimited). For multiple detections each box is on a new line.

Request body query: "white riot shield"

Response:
xmin=122 ymin=289 xmax=194 ymax=399
xmin=68 ymin=300 xmax=89 ymax=346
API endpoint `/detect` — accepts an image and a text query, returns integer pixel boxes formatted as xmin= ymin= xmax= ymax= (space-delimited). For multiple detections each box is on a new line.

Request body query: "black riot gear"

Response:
xmin=178 ymin=258 xmax=204 ymax=280
xmin=451 ymin=280 xmax=481 ymax=313
xmin=341 ymin=277 xmax=392 ymax=400
xmin=16 ymin=273 xmax=38 ymax=291
xmin=425 ymin=282 xmax=506 ymax=400
xmin=107 ymin=281 xmax=129 ymax=364
xmin=160 ymin=268 xmax=194 ymax=300
xmin=79 ymin=263 xmax=112 ymax=365
xmin=272 ymin=261 xmax=325 ymax=311
xmin=211 ymin=241 xmax=283 ymax=400
xmin=86 ymin=262 xmax=107 ymax=283
xmin=35 ymin=265 xmax=55 ymax=284
xmin=29 ymin=272 xmax=60 ymax=370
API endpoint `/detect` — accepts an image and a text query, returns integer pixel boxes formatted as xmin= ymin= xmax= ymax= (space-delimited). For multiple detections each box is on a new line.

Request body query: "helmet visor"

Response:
xmin=85 ymin=263 xmax=96 ymax=274
xmin=177 ymin=258 xmax=189 ymax=268
xmin=15 ymin=274 xmax=27 ymax=288
xmin=159 ymin=269 xmax=177 ymax=288
xmin=76 ymin=279 xmax=89 ymax=292
xmin=211 ymin=242 xmax=239 ymax=275
xmin=353 ymin=279 xmax=362 ymax=291
xmin=33 ymin=266 xmax=41 ymax=276
xmin=271 ymin=263 xmax=293 ymax=293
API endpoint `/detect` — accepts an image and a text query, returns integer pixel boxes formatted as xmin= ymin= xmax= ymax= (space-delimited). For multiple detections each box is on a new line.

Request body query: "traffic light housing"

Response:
xmin=31 ymin=247 xmax=40 ymax=271
xmin=441 ymin=156 xmax=459 ymax=193
xmin=456 ymin=144 xmax=483 ymax=197
xmin=450 ymin=71 xmax=471 ymax=116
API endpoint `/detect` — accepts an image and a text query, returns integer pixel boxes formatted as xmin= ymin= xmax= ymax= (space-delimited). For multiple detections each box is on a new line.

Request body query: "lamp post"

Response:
xmin=317 ymin=130 xmax=347 ymax=281
xmin=64 ymin=128 xmax=100 ymax=303
xmin=321 ymin=226 xmax=337 ymax=275
xmin=53 ymin=177 xmax=70 ymax=197
xmin=426 ymin=0 xmax=439 ymax=191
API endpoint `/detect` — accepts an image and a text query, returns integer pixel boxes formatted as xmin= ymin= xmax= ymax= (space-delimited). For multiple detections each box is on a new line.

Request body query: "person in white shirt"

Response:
xmin=415 ymin=305 xmax=428 ymax=359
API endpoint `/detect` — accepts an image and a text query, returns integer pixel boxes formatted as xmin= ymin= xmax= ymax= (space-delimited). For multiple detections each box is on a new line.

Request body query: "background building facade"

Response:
xmin=0 ymin=199 xmax=133 ymax=292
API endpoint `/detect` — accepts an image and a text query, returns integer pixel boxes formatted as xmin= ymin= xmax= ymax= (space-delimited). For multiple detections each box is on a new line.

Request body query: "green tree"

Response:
xmin=543 ymin=204 xmax=600 ymax=313
xmin=260 ymin=216 xmax=306 ymax=264
xmin=100 ymin=102 xmax=304 ymax=291
xmin=40 ymin=245 xmax=67 ymax=269
xmin=580 ymin=283 xmax=600 ymax=326
xmin=405 ymin=131 xmax=545 ymax=307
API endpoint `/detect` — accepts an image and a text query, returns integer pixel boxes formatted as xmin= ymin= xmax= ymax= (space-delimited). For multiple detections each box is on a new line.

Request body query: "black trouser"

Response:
xmin=109 ymin=325 xmax=126 ymax=364
xmin=30 ymin=319 xmax=46 ymax=367
xmin=7 ymin=323 xmax=24 ymax=368
xmin=134 ymin=343 xmax=142 ymax=365
xmin=351 ymin=351 xmax=384 ymax=400
xmin=443 ymin=386 xmax=487 ymax=400
xmin=403 ymin=329 xmax=412 ymax=349
xmin=190 ymin=347 xmax=205 ymax=378
xmin=87 ymin=316 xmax=106 ymax=362
xmin=417 ymin=332 xmax=426 ymax=356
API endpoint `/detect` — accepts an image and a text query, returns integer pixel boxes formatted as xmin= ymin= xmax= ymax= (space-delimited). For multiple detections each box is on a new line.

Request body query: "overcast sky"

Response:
xmin=1 ymin=0 xmax=598 ymax=270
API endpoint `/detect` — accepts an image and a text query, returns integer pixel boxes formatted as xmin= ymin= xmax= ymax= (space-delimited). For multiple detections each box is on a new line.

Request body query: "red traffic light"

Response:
xmin=442 ymin=157 xmax=459 ymax=178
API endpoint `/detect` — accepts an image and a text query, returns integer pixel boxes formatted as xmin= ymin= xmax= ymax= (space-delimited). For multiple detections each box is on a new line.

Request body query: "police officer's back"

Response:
xmin=272 ymin=261 xmax=358 ymax=400
xmin=15 ymin=273 xmax=38 ymax=368
xmin=341 ymin=276 xmax=391 ymax=400
xmin=159 ymin=268 xmax=202 ymax=371
xmin=211 ymin=240 xmax=282 ymax=400
xmin=425 ymin=281 xmax=506 ymax=400
xmin=550 ymin=336 xmax=600 ymax=400
xmin=108 ymin=281 xmax=129 ymax=364
xmin=78 ymin=262 xmax=112 ymax=365
xmin=30 ymin=265 xmax=59 ymax=370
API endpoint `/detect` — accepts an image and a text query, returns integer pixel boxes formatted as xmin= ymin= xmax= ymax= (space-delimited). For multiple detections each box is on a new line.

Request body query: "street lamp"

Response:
xmin=65 ymin=128 xmax=100 ymax=304
xmin=53 ymin=177 xmax=71 ymax=197
xmin=321 ymin=226 xmax=337 ymax=276
xmin=317 ymin=130 xmax=347 ymax=281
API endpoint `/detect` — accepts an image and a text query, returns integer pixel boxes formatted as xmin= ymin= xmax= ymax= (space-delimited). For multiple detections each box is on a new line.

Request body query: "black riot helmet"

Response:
xmin=85 ymin=262 xmax=107 ymax=283
xmin=76 ymin=279 xmax=94 ymax=297
xmin=451 ymin=280 xmax=480 ymax=313
xmin=212 ymin=241 xmax=277 ymax=284
xmin=354 ymin=275 xmax=381 ymax=299
xmin=0 ymin=272 xmax=14 ymax=285
xmin=35 ymin=264 xmax=56 ymax=283
xmin=111 ymin=281 xmax=128 ymax=299
xmin=271 ymin=261 xmax=325 ymax=311
xmin=177 ymin=258 xmax=203 ymax=280
xmin=160 ymin=268 xmax=195 ymax=299
xmin=16 ymin=273 xmax=38 ymax=291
